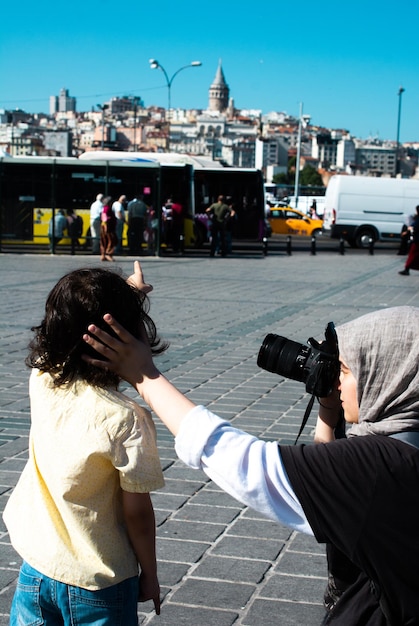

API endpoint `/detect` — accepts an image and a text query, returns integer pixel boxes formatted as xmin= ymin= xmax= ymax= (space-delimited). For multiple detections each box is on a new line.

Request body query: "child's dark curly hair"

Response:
xmin=26 ymin=267 xmax=168 ymax=388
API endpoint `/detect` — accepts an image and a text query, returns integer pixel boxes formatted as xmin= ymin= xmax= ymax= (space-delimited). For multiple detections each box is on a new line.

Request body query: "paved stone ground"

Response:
xmin=0 ymin=248 xmax=418 ymax=625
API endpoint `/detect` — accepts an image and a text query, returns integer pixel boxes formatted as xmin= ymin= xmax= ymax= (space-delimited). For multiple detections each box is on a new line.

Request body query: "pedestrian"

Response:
xmin=112 ymin=194 xmax=127 ymax=255
xmin=84 ymin=296 xmax=419 ymax=625
xmin=48 ymin=209 xmax=67 ymax=253
xmin=145 ymin=206 xmax=159 ymax=253
xmin=170 ymin=198 xmax=184 ymax=253
xmin=90 ymin=193 xmax=104 ymax=254
xmin=162 ymin=198 xmax=173 ymax=248
xmin=127 ymin=195 xmax=148 ymax=255
xmin=100 ymin=196 xmax=117 ymax=262
xmin=206 ymin=195 xmax=232 ymax=257
xmin=66 ymin=208 xmax=83 ymax=255
xmin=3 ymin=262 xmax=166 ymax=625
xmin=309 ymin=199 xmax=320 ymax=219
xmin=224 ymin=198 xmax=236 ymax=254
xmin=399 ymin=205 xmax=419 ymax=275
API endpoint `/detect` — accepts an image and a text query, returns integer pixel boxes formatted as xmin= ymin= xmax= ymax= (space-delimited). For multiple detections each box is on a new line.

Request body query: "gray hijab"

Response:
xmin=336 ymin=306 xmax=419 ymax=437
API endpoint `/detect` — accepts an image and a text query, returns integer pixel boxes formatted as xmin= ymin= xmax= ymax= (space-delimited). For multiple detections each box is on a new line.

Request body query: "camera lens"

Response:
xmin=257 ymin=333 xmax=311 ymax=383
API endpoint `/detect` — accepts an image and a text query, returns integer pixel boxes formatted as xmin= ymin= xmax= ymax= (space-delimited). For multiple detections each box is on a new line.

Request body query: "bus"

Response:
xmin=0 ymin=152 xmax=267 ymax=254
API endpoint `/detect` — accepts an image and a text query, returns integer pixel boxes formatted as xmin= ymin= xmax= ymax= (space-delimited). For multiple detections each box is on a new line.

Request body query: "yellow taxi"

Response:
xmin=268 ymin=207 xmax=323 ymax=236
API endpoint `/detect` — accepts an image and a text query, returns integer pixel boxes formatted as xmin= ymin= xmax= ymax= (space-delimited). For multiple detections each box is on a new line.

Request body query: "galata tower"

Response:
xmin=208 ymin=61 xmax=230 ymax=112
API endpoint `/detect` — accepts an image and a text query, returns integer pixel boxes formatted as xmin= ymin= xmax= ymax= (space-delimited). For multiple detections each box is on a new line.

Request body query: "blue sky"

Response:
xmin=1 ymin=0 xmax=418 ymax=142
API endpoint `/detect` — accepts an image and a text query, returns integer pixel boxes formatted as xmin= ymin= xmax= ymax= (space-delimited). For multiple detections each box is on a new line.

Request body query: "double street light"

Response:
xmin=149 ymin=59 xmax=202 ymax=149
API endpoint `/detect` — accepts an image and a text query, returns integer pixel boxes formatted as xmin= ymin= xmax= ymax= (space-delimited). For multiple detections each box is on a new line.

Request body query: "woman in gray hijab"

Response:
xmin=315 ymin=306 xmax=419 ymax=621
xmin=317 ymin=306 xmax=419 ymax=438
xmin=83 ymin=290 xmax=419 ymax=626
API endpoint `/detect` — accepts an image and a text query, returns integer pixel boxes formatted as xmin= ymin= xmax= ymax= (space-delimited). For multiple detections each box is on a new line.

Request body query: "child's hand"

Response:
xmin=138 ymin=571 xmax=161 ymax=615
xmin=83 ymin=314 xmax=158 ymax=386
xmin=127 ymin=260 xmax=153 ymax=293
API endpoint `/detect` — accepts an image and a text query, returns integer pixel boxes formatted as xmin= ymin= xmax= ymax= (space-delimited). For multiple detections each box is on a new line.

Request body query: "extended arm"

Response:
xmin=83 ymin=317 xmax=311 ymax=533
xmin=122 ymin=491 xmax=160 ymax=614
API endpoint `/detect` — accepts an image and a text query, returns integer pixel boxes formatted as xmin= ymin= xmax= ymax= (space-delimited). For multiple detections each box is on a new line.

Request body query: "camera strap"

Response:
xmin=294 ymin=394 xmax=316 ymax=445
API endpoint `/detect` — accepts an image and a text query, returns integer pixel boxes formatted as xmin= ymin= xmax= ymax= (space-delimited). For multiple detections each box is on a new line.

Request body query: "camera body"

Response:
xmin=257 ymin=322 xmax=339 ymax=397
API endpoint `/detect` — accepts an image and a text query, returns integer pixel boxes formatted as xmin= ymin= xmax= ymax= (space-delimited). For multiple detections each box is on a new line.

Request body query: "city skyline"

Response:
xmin=0 ymin=0 xmax=417 ymax=143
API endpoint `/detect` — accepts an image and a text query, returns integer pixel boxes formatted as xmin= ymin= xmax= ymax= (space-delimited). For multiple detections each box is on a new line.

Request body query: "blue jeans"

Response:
xmin=10 ymin=562 xmax=139 ymax=625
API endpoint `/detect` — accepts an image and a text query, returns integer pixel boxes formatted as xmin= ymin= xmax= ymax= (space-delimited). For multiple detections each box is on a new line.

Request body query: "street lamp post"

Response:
xmin=97 ymin=104 xmax=109 ymax=150
xmin=293 ymin=103 xmax=311 ymax=209
xmin=396 ymin=86 xmax=405 ymax=176
xmin=133 ymin=101 xmax=137 ymax=151
xmin=149 ymin=59 xmax=202 ymax=150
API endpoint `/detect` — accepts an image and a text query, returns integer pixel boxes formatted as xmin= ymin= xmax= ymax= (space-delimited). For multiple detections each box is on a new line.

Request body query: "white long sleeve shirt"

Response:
xmin=175 ymin=405 xmax=312 ymax=535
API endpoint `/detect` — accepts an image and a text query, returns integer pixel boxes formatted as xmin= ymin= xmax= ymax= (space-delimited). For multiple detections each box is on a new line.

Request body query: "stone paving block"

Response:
xmin=159 ymin=477 xmax=206 ymax=497
xmin=155 ymin=561 xmax=191 ymax=587
xmin=0 ymin=471 xmax=21 ymax=488
xmin=145 ymin=603 xmax=238 ymax=626
xmin=275 ymin=551 xmax=326 ymax=578
xmin=0 ymin=584 xmax=16 ymax=626
xmin=242 ymin=598 xmax=326 ymax=625
xmin=154 ymin=509 xmax=172 ymax=526
xmin=173 ymin=503 xmax=240 ymax=525
xmin=151 ymin=492 xmax=189 ymax=512
xmin=0 ymin=543 xmax=20 ymax=569
xmin=0 ymin=459 xmax=26 ymax=472
xmin=156 ymin=537 xmax=210 ymax=564
xmin=227 ymin=518 xmax=292 ymax=542
xmin=193 ymin=554 xmax=270 ymax=584
xmin=169 ymin=577 xmax=255 ymax=610
xmin=212 ymin=536 xmax=285 ymax=562
xmin=0 ymin=570 xmax=18 ymax=591
xmin=188 ymin=487 xmax=244 ymax=510
xmin=158 ymin=519 xmax=226 ymax=543
xmin=162 ymin=463 xmax=209 ymax=483
xmin=288 ymin=531 xmax=326 ymax=555
xmin=0 ymin=438 xmax=29 ymax=462
xmin=260 ymin=571 xmax=327 ymax=603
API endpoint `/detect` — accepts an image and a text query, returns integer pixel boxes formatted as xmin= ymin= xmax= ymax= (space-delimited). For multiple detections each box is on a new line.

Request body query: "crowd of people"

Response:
xmin=47 ymin=192 xmax=419 ymax=269
xmin=90 ymin=193 xmax=186 ymax=257
xmin=48 ymin=191 xmax=239 ymax=257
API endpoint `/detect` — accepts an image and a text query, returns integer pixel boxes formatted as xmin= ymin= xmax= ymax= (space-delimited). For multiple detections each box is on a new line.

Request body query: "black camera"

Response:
xmin=257 ymin=322 xmax=339 ymax=397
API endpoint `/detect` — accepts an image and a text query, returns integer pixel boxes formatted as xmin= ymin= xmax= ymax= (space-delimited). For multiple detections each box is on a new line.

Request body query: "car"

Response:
xmin=268 ymin=207 xmax=323 ymax=237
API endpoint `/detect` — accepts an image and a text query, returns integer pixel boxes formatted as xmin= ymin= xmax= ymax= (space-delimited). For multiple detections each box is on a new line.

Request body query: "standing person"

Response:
xmin=112 ymin=194 xmax=127 ymax=255
xmin=100 ymin=196 xmax=117 ymax=262
xmin=399 ymin=205 xmax=419 ymax=275
xmin=206 ymin=195 xmax=232 ymax=257
xmin=224 ymin=198 xmax=236 ymax=254
xmin=48 ymin=209 xmax=67 ymax=253
xmin=84 ymin=301 xmax=419 ymax=624
xmin=162 ymin=199 xmax=174 ymax=249
xmin=90 ymin=193 xmax=104 ymax=254
xmin=128 ymin=195 xmax=148 ymax=255
xmin=3 ymin=263 xmax=165 ymax=625
xmin=309 ymin=199 xmax=320 ymax=219
xmin=66 ymin=208 xmax=83 ymax=256
xmin=170 ymin=198 xmax=184 ymax=253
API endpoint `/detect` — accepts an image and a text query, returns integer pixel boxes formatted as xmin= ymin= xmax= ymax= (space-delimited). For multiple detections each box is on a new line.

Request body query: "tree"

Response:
xmin=272 ymin=172 xmax=288 ymax=184
xmin=272 ymin=157 xmax=297 ymax=185
xmin=299 ymin=164 xmax=323 ymax=187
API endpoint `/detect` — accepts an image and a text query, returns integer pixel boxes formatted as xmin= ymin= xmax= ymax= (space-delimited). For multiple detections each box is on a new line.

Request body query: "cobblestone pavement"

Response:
xmin=1 ymin=249 xmax=418 ymax=625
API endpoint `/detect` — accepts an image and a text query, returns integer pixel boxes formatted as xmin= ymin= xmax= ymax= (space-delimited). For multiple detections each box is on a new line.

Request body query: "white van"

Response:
xmin=323 ymin=175 xmax=419 ymax=247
